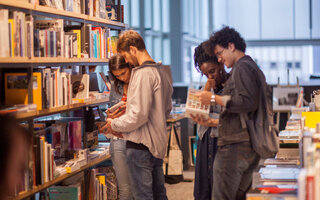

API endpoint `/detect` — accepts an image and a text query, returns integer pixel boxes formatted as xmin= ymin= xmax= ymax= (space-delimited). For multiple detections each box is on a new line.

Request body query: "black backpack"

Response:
xmin=240 ymin=62 xmax=279 ymax=158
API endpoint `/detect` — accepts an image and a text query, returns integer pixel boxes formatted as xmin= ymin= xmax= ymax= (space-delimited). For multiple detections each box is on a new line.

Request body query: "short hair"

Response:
xmin=194 ymin=42 xmax=219 ymax=73
xmin=117 ymin=30 xmax=146 ymax=52
xmin=205 ymin=26 xmax=246 ymax=56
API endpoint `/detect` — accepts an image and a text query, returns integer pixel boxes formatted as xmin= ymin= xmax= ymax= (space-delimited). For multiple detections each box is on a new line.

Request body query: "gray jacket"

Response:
xmin=111 ymin=62 xmax=173 ymax=159
xmin=218 ymin=55 xmax=260 ymax=146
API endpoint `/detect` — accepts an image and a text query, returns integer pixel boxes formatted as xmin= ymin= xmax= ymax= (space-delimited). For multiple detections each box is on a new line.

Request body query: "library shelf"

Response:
xmin=17 ymin=154 xmax=111 ymax=200
xmin=16 ymin=98 xmax=110 ymax=121
xmin=0 ymin=57 xmax=110 ymax=67
xmin=0 ymin=0 xmax=126 ymax=30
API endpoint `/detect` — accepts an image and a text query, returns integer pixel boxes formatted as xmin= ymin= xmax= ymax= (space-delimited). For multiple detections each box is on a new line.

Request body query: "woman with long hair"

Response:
xmin=107 ymin=54 xmax=133 ymax=200
xmin=192 ymin=42 xmax=230 ymax=200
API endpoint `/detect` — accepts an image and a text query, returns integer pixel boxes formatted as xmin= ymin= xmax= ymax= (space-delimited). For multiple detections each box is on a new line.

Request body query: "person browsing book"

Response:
xmin=101 ymin=30 xmax=173 ymax=200
xmin=105 ymin=54 xmax=133 ymax=200
xmin=0 ymin=115 xmax=32 ymax=200
xmin=197 ymin=27 xmax=262 ymax=200
xmin=191 ymin=43 xmax=229 ymax=200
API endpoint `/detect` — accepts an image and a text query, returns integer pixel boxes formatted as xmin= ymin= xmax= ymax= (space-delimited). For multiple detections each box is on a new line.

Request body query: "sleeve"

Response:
xmin=225 ymin=64 xmax=259 ymax=113
xmin=111 ymin=71 xmax=154 ymax=132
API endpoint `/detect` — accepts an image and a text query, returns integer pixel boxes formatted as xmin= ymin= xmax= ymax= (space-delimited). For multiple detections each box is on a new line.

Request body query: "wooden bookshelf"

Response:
xmin=17 ymin=154 xmax=111 ymax=200
xmin=16 ymin=98 xmax=110 ymax=121
xmin=0 ymin=57 xmax=110 ymax=67
xmin=0 ymin=0 xmax=126 ymax=29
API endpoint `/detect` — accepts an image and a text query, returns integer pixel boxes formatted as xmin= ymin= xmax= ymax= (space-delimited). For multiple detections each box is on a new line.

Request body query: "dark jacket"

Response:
xmin=217 ymin=55 xmax=260 ymax=146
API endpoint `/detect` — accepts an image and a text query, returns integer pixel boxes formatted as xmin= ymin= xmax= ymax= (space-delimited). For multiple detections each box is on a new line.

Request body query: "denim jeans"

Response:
xmin=212 ymin=141 xmax=260 ymax=200
xmin=110 ymin=139 xmax=132 ymax=200
xmin=126 ymin=148 xmax=168 ymax=200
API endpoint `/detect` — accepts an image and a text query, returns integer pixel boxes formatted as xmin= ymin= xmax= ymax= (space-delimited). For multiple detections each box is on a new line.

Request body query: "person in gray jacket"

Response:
xmin=102 ymin=30 xmax=173 ymax=200
xmin=197 ymin=27 xmax=262 ymax=200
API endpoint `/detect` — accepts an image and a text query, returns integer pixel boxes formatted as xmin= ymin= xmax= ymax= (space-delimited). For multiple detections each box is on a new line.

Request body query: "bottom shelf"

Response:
xmin=17 ymin=154 xmax=111 ymax=200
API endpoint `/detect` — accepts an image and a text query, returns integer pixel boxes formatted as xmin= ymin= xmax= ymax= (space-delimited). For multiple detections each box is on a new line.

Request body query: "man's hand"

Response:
xmin=106 ymin=103 xmax=127 ymax=119
xmin=99 ymin=119 xmax=123 ymax=138
xmin=190 ymin=114 xmax=219 ymax=127
xmin=196 ymin=91 xmax=213 ymax=105
xmin=204 ymin=79 xmax=216 ymax=91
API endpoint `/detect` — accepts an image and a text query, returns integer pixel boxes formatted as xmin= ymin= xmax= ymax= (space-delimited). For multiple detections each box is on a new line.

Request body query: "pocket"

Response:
xmin=219 ymin=144 xmax=230 ymax=152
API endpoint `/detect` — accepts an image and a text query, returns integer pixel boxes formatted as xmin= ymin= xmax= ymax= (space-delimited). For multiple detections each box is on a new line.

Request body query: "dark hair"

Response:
xmin=0 ymin=114 xmax=32 ymax=196
xmin=117 ymin=30 xmax=146 ymax=52
xmin=194 ymin=42 xmax=219 ymax=73
xmin=109 ymin=54 xmax=131 ymax=94
xmin=205 ymin=26 xmax=246 ymax=56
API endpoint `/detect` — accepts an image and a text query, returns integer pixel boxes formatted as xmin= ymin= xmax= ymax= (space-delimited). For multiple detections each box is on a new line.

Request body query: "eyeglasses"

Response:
xmin=215 ymin=49 xmax=225 ymax=58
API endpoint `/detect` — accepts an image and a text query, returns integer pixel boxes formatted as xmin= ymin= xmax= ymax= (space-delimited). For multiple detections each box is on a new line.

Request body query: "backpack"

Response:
xmin=237 ymin=61 xmax=279 ymax=158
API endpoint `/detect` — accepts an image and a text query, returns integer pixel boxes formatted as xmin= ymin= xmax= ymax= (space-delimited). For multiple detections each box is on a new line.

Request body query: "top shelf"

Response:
xmin=0 ymin=0 xmax=126 ymax=30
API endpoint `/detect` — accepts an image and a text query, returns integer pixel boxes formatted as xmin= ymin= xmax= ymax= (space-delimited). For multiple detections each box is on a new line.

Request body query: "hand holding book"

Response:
xmin=98 ymin=118 xmax=123 ymax=138
xmin=105 ymin=102 xmax=126 ymax=119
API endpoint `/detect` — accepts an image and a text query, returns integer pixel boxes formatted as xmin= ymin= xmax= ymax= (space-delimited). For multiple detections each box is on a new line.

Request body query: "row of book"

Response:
xmin=18 ymin=118 xmax=82 ymax=193
xmin=4 ymin=69 xmax=90 ymax=110
xmin=36 ymin=0 xmax=122 ymax=22
xmin=18 ymin=117 xmax=110 ymax=195
xmin=0 ymin=10 xmax=118 ymax=58
xmin=35 ymin=166 xmax=115 ymax=200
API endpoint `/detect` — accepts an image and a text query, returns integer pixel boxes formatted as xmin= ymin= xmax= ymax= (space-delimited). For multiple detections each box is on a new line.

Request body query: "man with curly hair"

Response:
xmin=197 ymin=26 xmax=264 ymax=200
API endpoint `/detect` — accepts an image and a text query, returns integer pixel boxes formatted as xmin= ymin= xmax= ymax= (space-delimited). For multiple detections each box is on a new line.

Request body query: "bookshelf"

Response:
xmin=0 ymin=0 xmax=126 ymax=30
xmin=0 ymin=58 xmax=110 ymax=68
xmin=17 ymin=154 xmax=111 ymax=200
xmin=0 ymin=0 xmax=124 ymax=198
xmin=16 ymin=98 xmax=110 ymax=121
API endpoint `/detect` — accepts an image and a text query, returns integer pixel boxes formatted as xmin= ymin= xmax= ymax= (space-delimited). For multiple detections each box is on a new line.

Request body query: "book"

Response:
xmin=68 ymin=120 xmax=82 ymax=150
xmin=0 ymin=9 xmax=10 ymax=57
xmin=71 ymin=74 xmax=90 ymax=99
xmin=5 ymin=72 xmax=43 ymax=110
xmin=48 ymin=184 xmax=82 ymax=200
xmin=185 ymin=88 xmax=210 ymax=119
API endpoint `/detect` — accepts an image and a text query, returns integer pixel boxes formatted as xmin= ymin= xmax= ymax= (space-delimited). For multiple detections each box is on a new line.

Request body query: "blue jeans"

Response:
xmin=126 ymin=148 xmax=168 ymax=200
xmin=212 ymin=141 xmax=260 ymax=200
xmin=110 ymin=139 xmax=132 ymax=200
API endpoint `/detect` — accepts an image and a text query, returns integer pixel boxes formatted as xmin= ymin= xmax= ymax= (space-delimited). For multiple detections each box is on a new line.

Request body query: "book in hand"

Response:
xmin=185 ymin=88 xmax=210 ymax=119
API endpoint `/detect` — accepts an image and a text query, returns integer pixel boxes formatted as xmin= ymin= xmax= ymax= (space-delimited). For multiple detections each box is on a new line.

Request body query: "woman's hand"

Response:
xmin=190 ymin=114 xmax=219 ymax=127
xmin=106 ymin=103 xmax=127 ymax=119
xmin=204 ymin=79 xmax=216 ymax=91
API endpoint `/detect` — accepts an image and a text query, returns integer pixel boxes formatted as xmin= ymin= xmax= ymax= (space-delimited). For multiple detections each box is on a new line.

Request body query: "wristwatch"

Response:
xmin=211 ymin=93 xmax=216 ymax=103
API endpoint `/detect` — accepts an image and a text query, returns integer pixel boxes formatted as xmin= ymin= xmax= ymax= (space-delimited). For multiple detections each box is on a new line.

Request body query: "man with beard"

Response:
xmin=102 ymin=30 xmax=173 ymax=200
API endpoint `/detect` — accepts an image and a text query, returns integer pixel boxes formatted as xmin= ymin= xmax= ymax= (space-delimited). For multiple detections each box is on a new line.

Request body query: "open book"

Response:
xmin=185 ymin=88 xmax=210 ymax=119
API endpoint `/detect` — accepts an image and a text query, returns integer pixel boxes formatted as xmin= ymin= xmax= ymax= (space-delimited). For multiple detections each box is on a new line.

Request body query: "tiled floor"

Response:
xmin=165 ymin=171 xmax=195 ymax=200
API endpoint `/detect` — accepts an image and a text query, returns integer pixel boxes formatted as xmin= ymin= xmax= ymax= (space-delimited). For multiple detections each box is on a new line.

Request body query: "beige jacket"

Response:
xmin=111 ymin=62 xmax=173 ymax=159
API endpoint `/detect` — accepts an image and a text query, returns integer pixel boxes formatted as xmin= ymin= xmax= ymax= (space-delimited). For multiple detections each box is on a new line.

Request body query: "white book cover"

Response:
xmin=89 ymin=0 xmax=94 ymax=16
xmin=185 ymin=88 xmax=210 ymax=119
xmin=61 ymin=72 xmax=68 ymax=105
xmin=71 ymin=74 xmax=90 ymax=99
xmin=0 ymin=9 xmax=9 ymax=57
xmin=57 ymin=68 xmax=63 ymax=107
